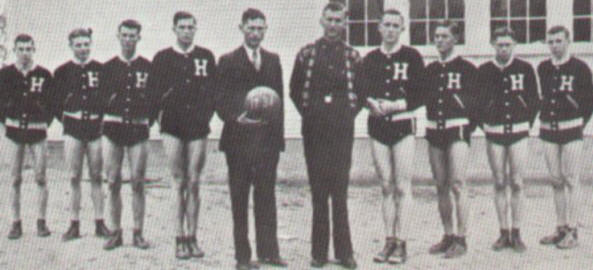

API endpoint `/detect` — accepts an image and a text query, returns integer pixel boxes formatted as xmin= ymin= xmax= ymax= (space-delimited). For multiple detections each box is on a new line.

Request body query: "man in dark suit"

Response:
xmin=216 ymin=8 xmax=286 ymax=270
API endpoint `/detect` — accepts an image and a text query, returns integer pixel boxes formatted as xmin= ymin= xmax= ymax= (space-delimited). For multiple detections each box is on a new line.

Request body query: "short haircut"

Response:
xmin=242 ymin=8 xmax=266 ymax=24
xmin=381 ymin=9 xmax=404 ymax=22
xmin=173 ymin=11 xmax=195 ymax=26
xmin=69 ymin=28 xmax=93 ymax=42
xmin=492 ymin=26 xmax=516 ymax=42
xmin=323 ymin=2 xmax=346 ymax=15
xmin=119 ymin=19 xmax=142 ymax=33
xmin=434 ymin=20 xmax=461 ymax=38
xmin=547 ymin=25 xmax=570 ymax=39
xmin=14 ymin=34 xmax=34 ymax=46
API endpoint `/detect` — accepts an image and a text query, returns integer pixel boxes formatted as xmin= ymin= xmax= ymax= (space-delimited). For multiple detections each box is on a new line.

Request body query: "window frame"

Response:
xmin=573 ymin=0 xmax=593 ymax=42
xmin=489 ymin=0 xmax=547 ymax=44
xmin=408 ymin=0 xmax=466 ymax=46
xmin=346 ymin=0 xmax=383 ymax=47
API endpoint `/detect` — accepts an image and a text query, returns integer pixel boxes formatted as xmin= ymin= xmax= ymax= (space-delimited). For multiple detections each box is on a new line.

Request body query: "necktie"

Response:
xmin=252 ymin=49 xmax=261 ymax=71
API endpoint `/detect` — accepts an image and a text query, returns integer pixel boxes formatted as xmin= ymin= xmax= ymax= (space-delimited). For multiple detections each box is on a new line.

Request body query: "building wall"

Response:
xmin=5 ymin=0 xmax=593 ymax=140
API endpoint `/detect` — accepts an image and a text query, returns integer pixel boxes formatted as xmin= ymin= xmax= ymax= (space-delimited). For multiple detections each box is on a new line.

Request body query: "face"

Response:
xmin=240 ymin=18 xmax=267 ymax=48
xmin=70 ymin=36 xmax=92 ymax=62
xmin=379 ymin=14 xmax=405 ymax=45
xmin=492 ymin=35 xmax=515 ymax=61
xmin=173 ymin=18 xmax=196 ymax=45
xmin=14 ymin=41 xmax=35 ymax=64
xmin=118 ymin=26 xmax=141 ymax=52
xmin=546 ymin=31 xmax=569 ymax=59
xmin=434 ymin=26 xmax=457 ymax=54
xmin=320 ymin=9 xmax=346 ymax=40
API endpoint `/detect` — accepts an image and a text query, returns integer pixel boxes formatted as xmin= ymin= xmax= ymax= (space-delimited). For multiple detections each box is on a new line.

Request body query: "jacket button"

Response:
xmin=504 ymin=78 xmax=508 ymax=82
xmin=438 ymin=111 xmax=443 ymax=116
xmin=551 ymin=99 xmax=556 ymax=104
xmin=505 ymin=102 xmax=509 ymax=106
xmin=439 ymin=87 xmax=444 ymax=92
xmin=440 ymin=74 xmax=445 ymax=78
xmin=504 ymin=90 xmax=509 ymax=94
xmin=127 ymin=85 xmax=131 ymax=90
xmin=386 ymin=65 xmax=391 ymax=70
xmin=83 ymin=96 xmax=87 ymax=100
xmin=126 ymin=98 xmax=131 ymax=102
xmin=550 ymin=112 xmax=555 ymax=116
xmin=438 ymin=99 xmax=443 ymax=104
xmin=128 ymin=73 xmax=132 ymax=77
xmin=506 ymin=115 xmax=511 ymax=119
xmin=82 ymin=85 xmax=87 ymax=90
xmin=385 ymin=92 xmax=390 ymax=97
xmin=23 ymin=92 xmax=28 ymax=96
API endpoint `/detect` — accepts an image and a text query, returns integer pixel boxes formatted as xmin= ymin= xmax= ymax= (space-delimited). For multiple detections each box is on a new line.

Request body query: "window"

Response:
xmin=490 ymin=0 xmax=546 ymax=43
xmin=409 ymin=0 xmax=465 ymax=45
xmin=574 ymin=0 xmax=593 ymax=41
xmin=347 ymin=0 xmax=384 ymax=46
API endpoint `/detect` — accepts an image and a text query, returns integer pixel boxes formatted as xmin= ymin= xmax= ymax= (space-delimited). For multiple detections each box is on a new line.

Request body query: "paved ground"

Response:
xmin=1 ymin=137 xmax=593 ymax=269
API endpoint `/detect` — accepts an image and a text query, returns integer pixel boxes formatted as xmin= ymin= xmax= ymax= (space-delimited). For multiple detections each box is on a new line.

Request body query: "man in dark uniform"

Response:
xmin=537 ymin=26 xmax=593 ymax=249
xmin=149 ymin=11 xmax=217 ymax=259
xmin=102 ymin=19 xmax=152 ymax=251
xmin=216 ymin=8 xmax=286 ymax=270
xmin=289 ymin=2 xmax=360 ymax=268
xmin=1 ymin=34 xmax=52 ymax=239
xmin=478 ymin=27 xmax=539 ymax=253
xmin=53 ymin=28 xmax=111 ymax=241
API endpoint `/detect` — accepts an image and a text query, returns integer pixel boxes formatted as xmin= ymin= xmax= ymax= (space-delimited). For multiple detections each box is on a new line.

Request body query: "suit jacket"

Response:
xmin=216 ymin=46 xmax=285 ymax=153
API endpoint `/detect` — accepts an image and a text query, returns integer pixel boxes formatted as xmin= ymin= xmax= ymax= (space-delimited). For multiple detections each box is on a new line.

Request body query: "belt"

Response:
xmin=63 ymin=110 xmax=101 ymax=121
xmin=540 ymin=117 xmax=583 ymax=131
xmin=381 ymin=111 xmax=415 ymax=123
xmin=426 ymin=118 xmax=469 ymax=130
xmin=484 ymin=121 xmax=529 ymax=134
xmin=103 ymin=114 xmax=149 ymax=125
xmin=5 ymin=118 xmax=48 ymax=130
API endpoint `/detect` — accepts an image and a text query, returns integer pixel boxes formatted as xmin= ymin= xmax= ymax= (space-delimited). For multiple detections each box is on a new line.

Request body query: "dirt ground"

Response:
xmin=1 ymin=138 xmax=593 ymax=269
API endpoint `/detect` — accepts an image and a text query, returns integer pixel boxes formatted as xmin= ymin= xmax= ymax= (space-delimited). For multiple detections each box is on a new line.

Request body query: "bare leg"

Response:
xmin=428 ymin=145 xmax=453 ymax=235
xmin=186 ymin=138 xmax=207 ymax=237
xmin=542 ymin=141 xmax=566 ymax=227
xmin=64 ymin=135 xmax=84 ymax=221
xmin=370 ymin=139 xmax=396 ymax=238
xmin=508 ymin=139 xmax=528 ymax=228
xmin=29 ymin=140 xmax=49 ymax=220
xmin=87 ymin=138 xmax=104 ymax=220
xmin=448 ymin=141 xmax=469 ymax=236
xmin=392 ymin=135 xmax=415 ymax=238
xmin=486 ymin=141 xmax=509 ymax=230
xmin=104 ymin=137 xmax=124 ymax=231
xmin=162 ymin=134 xmax=188 ymax=237
xmin=128 ymin=140 xmax=148 ymax=232
xmin=7 ymin=140 xmax=25 ymax=222
xmin=561 ymin=140 xmax=583 ymax=228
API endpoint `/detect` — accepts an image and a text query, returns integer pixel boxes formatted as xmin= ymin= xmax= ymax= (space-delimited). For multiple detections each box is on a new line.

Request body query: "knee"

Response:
xmin=393 ymin=179 xmax=411 ymax=198
xmin=131 ymin=181 xmax=144 ymax=194
xmin=70 ymin=177 xmax=81 ymax=187
xmin=381 ymin=181 xmax=394 ymax=196
xmin=494 ymin=180 xmax=506 ymax=192
xmin=436 ymin=183 xmax=450 ymax=196
xmin=35 ymin=176 xmax=47 ymax=187
xmin=175 ymin=180 xmax=188 ymax=193
xmin=109 ymin=180 xmax=122 ymax=194
xmin=561 ymin=174 xmax=579 ymax=190
xmin=12 ymin=177 xmax=22 ymax=188
xmin=450 ymin=178 xmax=466 ymax=196
xmin=510 ymin=177 xmax=524 ymax=193
xmin=551 ymin=179 xmax=564 ymax=190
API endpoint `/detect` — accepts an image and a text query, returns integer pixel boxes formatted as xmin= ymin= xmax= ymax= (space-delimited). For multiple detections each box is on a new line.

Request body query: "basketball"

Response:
xmin=244 ymin=86 xmax=281 ymax=121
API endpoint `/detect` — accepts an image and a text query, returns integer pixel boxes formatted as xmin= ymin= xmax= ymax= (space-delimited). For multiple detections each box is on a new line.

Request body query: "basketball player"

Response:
xmin=53 ymin=28 xmax=111 ymax=241
xmin=424 ymin=21 xmax=479 ymax=259
xmin=478 ymin=27 xmax=539 ymax=252
xmin=149 ymin=11 xmax=216 ymax=259
xmin=537 ymin=26 xmax=593 ymax=249
xmin=359 ymin=9 xmax=424 ymax=264
xmin=102 ymin=19 xmax=152 ymax=250
xmin=1 ymin=34 xmax=53 ymax=239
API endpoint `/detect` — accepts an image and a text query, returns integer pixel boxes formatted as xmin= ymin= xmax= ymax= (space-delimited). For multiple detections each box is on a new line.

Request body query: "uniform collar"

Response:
xmin=551 ymin=54 xmax=571 ymax=66
xmin=319 ymin=37 xmax=344 ymax=48
xmin=15 ymin=62 xmax=36 ymax=76
xmin=438 ymin=51 xmax=458 ymax=64
xmin=73 ymin=57 xmax=91 ymax=66
xmin=380 ymin=42 xmax=402 ymax=56
xmin=118 ymin=53 xmax=138 ymax=64
xmin=243 ymin=44 xmax=261 ymax=62
xmin=493 ymin=56 xmax=514 ymax=70
xmin=173 ymin=43 xmax=195 ymax=54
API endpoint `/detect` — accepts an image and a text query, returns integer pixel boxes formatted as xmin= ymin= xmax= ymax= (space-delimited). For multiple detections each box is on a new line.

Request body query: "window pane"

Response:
xmin=411 ymin=0 xmax=427 ymax=19
xmin=429 ymin=20 xmax=439 ymax=43
xmin=511 ymin=0 xmax=527 ymax=17
xmin=430 ymin=0 xmax=446 ymax=18
xmin=529 ymin=0 xmax=546 ymax=16
xmin=368 ymin=0 xmax=384 ymax=20
xmin=449 ymin=0 xmax=465 ymax=18
xmin=456 ymin=21 xmax=466 ymax=44
xmin=491 ymin=20 xmax=509 ymax=41
xmin=529 ymin=19 xmax=546 ymax=42
xmin=410 ymin=22 xmax=428 ymax=45
xmin=574 ymin=18 xmax=592 ymax=41
xmin=349 ymin=0 xmax=365 ymax=20
xmin=510 ymin=20 xmax=527 ymax=43
xmin=368 ymin=22 xmax=382 ymax=45
xmin=573 ymin=0 xmax=592 ymax=16
xmin=349 ymin=23 xmax=365 ymax=46
xmin=491 ymin=0 xmax=508 ymax=17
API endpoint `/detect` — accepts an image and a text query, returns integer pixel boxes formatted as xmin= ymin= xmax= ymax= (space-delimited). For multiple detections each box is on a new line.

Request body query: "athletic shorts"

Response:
xmin=368 ymin=118 xmax=414 ymax=146
xmin=6 ymin=127 xmax=47 ymax=144
xmin=485 ymin=132 xmax=529 ymax=146
xmin=425 ymin=125 xmax=471 ymax=150
xmin=540 ymin=127 xmax=582 ymax=145
xmin=103 ymin=122 xmax=149 ymax=147
xmin=63 ymin=117 xmax=102 ymax=142
xmin=159 ymin=109 xmax=210 ymax=141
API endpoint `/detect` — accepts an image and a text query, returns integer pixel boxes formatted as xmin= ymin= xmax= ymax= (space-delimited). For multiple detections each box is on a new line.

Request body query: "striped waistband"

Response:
xmin=63 ymin=111 xmax=101 ymax=121
xmin=103 ymin=114 xmax=149 ymax=125
xmin=540 ymin=118 xmax=583 ymax=131
xmin=5 ymin=118 xmax=48 ymax=130
xmin=484 ymin=121 xmax=530 ymax=135
xmin=380 ymin=111 xmax=415 ymax=123
xmin=426 ymin=118 xmax=469 ymax=130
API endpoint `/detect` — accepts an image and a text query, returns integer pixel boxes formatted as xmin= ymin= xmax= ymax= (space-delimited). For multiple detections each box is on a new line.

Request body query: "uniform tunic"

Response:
xmin=478 ymin=58 xmax=539 ymax=145
xmin=537 ymin=57 xmax=593 ymax=144
xmin=102 ymin=55 xmax=153 ymax=146
xmin=359 ymin=45 xmax=425 ymax=145
xmin=0 ymin=64 xmax=53 ymax=144
xmin=149 ymin=45 xmax=217 ymax=141
xmin=424 ymin=55 xmax=479 ymax=149
xmin=53 ymin=60 xmax=104 ymax=141
xmin=289 ymin=38 xmax=361 ymax=261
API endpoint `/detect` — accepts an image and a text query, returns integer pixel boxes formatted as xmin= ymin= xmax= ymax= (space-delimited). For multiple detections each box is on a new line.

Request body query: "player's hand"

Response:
xmin=237 ymin=111 xmax=267 ymax=126
xmin=367 ymin=98 xmax=385 ymax=117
